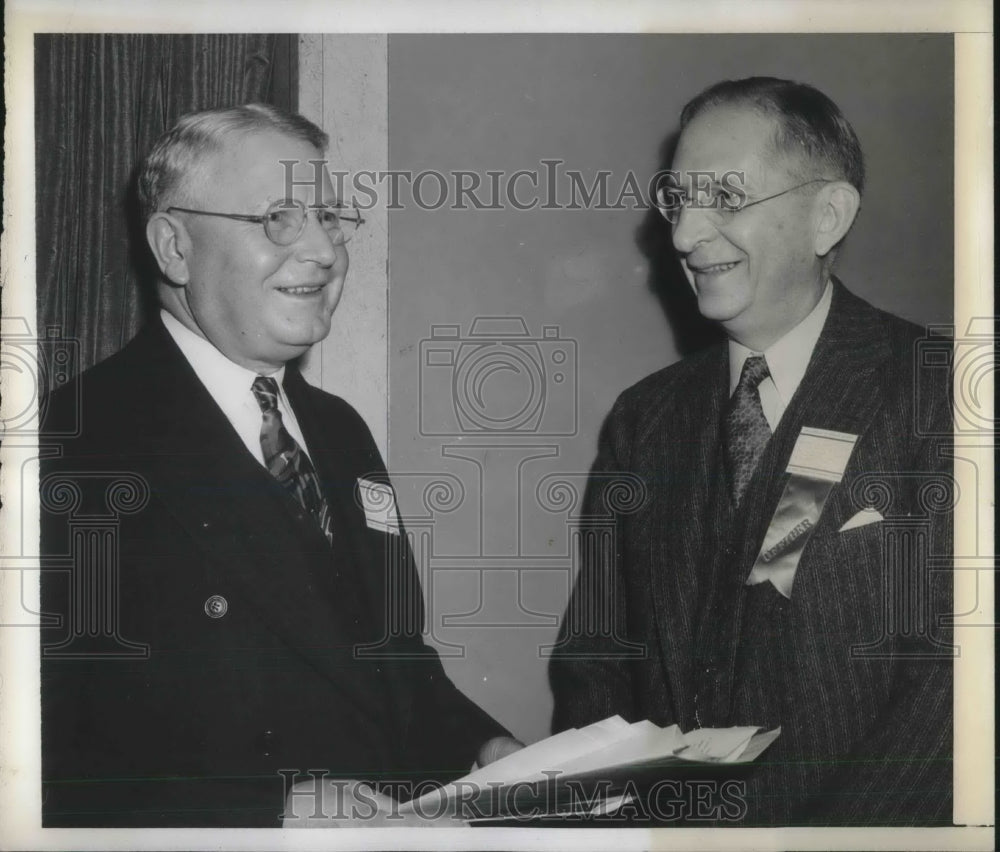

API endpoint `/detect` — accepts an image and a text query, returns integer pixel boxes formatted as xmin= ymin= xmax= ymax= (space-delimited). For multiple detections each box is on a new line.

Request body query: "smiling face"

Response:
xmin=158 ymin=129 xmax=348 ymax=373
xmin=670 ymin=104 xmax=829 ymax=351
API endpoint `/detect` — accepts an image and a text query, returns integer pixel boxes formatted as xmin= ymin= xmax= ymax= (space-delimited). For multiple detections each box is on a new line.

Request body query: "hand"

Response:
xmin=476 ymin=735 xmax=526 ymax=767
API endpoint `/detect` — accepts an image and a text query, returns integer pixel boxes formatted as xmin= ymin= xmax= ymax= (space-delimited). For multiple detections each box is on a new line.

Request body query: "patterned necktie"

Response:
xmin=251 ymin=376 xmax=334 ymax=545
xmin=723 ymin=354 xmax=773 ymax=506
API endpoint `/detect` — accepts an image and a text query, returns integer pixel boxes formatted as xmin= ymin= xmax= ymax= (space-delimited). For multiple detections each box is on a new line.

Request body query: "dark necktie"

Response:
xmin=723 ymin=354 xmax=772 ymax=506
xmin=251 ymin=376 xmax=334 ymax=545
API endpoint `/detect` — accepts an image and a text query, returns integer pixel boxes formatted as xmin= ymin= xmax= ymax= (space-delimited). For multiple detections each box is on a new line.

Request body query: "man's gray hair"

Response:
xmin=680 ymin=76 xmax=865 ymax=194
xmin=137 ymin=103 xmax=328 ymax=222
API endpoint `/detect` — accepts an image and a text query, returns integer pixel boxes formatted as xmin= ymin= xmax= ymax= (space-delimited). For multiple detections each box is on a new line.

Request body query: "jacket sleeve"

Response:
xmin=341 ymin=401 xmax=511 ymax=782
xmin=548 ymin=392 xmax=647 ymax=732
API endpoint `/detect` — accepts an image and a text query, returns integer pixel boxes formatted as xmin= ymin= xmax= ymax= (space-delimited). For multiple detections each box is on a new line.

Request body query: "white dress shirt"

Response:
xmin=160 ymin=309 xmax=313 ymax=467
xmin=728 ymin=280 xmax=833 ymax=431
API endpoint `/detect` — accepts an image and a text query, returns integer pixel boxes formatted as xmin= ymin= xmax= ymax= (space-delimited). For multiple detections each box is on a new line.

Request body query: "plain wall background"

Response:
xmin=382 ymin=34 xmax=954 ymax=744
xmin=300 ymin=34 xmax=390 ymax=453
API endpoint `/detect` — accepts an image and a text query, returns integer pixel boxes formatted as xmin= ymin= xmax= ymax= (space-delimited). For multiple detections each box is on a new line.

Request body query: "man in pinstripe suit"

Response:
xmin=550 ymin=78 xmax=953 ymax=825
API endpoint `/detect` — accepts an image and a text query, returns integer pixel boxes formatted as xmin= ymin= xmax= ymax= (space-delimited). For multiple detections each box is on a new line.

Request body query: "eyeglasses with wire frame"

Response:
xmin=655 ymin=177 xmax=835 ymax=225
xmin=166 ymin=198 xmax=366 ymax=246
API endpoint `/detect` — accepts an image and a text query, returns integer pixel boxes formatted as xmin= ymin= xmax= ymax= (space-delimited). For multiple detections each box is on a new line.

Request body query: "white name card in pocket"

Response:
xmin=786 ymin=426 xmax=858 ymax=482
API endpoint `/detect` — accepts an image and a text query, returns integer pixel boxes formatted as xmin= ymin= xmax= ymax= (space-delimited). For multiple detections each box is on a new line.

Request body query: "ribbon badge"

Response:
xmin=746 ymin=426 xmax=858 ymax=598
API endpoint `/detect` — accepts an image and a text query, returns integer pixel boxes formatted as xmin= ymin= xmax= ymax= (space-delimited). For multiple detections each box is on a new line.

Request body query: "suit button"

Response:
xmin=256 ymin=729 xmax=279 ymax=757
xmin=204 ymin=595 xmax=228 ymax=618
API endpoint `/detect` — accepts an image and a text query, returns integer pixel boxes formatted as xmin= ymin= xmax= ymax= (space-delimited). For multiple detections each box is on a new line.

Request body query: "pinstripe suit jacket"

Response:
xmin=549 ymin=281 xmax=953 ymax=825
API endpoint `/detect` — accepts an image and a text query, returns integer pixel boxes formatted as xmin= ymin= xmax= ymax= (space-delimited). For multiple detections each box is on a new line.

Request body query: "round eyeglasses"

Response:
xmin=654 ymin=176 xmax=834 ymax=225
xmin=166 ymin=198 xmax=366 ymax=246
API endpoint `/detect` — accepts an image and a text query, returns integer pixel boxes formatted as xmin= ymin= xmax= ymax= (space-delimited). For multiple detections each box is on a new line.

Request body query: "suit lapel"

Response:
xmin=645 ymin=345 xmax=729 ymax=724
xmin=647 ymin=283 xmax=894 ymax=722
xmin=281 ymin=369 xmax=386 ymax=616
xmin=130 ymin=324 xmax=390 ymax=720
xmin=283 ymin=368 xmax=430 ymax=734
xmin=705 ymin=281 xmax=895 ymax=719
xmin=729 ymin=279 xmax=893 ymax=571
xmin=282 ymin=369 xmax=361 ymax=529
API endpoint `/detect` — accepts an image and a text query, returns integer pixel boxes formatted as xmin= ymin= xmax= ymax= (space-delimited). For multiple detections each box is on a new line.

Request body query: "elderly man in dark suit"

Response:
xmin=40 ymin=104 xmax=517 ymax=828
xmin=550 ymin=78 xmax=953 ymax=826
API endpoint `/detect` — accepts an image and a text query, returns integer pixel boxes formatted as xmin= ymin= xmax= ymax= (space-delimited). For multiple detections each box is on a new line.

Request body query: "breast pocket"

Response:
xmin=793 ymin=521 xmax=890 ymax=643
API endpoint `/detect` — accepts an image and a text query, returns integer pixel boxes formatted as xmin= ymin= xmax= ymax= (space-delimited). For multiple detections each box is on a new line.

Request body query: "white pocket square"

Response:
xmin=839 ymin=508 xmax=884 ymax=532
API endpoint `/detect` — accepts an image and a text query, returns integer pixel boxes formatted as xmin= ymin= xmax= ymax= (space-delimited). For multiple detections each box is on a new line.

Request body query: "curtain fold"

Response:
xmin=35 ymin=34 xmax=298 ymax=380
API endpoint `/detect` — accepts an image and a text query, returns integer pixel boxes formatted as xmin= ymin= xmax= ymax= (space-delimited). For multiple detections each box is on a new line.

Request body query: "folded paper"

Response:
xmin=399 ymin=715 xmax=780 ymax=820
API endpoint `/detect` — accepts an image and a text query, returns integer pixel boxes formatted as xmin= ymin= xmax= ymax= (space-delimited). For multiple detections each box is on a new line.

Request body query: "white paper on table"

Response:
xmin=676 ymin=725 xmax=760 ymax=762
xmin=400 ymin=716 xmax=634 ymax=814
xmin=556 ymin=720 xmax=684 ymax=775
xmin=583 ymin=715 xmax=634 ymax=740
xmin=470 ymin=715 xmax=632 ymax=784
xmin=401 ymin=717 xmax=781 ymax=816
xmin=466 ymin=790 xmax=637 ymax=821
xmin=588 ymin=791 xmax=637 ymax=816
xmin=732 ymin=727 xmax=782 ymax=763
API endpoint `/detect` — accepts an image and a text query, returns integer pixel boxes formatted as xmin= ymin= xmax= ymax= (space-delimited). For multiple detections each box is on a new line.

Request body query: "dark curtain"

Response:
xmin=35 ymin=34 xmax=299 ymax=381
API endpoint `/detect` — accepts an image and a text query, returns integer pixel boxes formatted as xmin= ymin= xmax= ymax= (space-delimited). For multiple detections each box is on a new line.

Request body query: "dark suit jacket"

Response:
xmin=40 ymin=320 xmax=506 ymax=827
xmin=549 ymin=282 xmax=953 ymax=826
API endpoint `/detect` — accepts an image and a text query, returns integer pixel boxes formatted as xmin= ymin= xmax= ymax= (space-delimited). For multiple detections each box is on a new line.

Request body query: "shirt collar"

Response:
xmin=728 ymin=279 xmax=833 ymax=403
xmin=160 ymin=308 xmax=286 ymax=401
